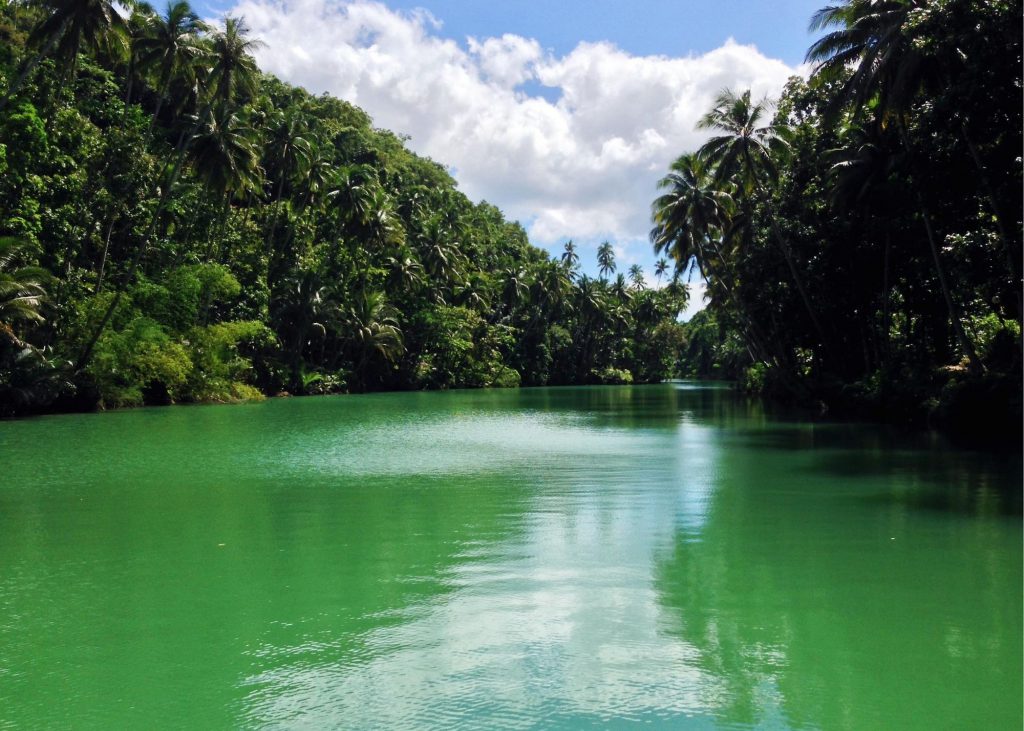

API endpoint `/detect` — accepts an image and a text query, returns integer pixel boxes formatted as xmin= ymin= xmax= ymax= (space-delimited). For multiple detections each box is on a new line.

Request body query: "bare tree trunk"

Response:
xmin=959 ymin=120 xmax=1022 ymax=321
xmin=95 ymin=214 xmax=117 ymax=292
xmin=75 ymin=106 xmax=211 ymax=372
xmin=0 ymin=18 xmax=69 ymax=113
xmin=897 ymin=120 xmax=982 ymax=373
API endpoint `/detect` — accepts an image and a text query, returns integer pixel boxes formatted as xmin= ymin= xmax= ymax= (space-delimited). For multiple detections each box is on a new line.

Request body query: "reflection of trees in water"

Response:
xmin=653 ymin=426 xmax=1022 ymax=730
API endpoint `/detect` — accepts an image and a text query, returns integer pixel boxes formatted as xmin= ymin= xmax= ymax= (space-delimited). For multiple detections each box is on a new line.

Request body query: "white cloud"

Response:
xmin=224 ymin=0 xmax=801 ymax=280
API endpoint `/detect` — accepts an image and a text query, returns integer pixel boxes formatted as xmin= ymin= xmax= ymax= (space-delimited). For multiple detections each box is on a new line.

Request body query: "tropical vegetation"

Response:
xmin=0 ymin=0 xmax=687 ymax=414
xmin=658 ymin=0 xmax=1021 ymax=440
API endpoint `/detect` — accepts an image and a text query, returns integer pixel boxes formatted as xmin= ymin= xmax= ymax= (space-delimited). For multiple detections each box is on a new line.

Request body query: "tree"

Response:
xmin=1 ymin=0 xmax=130 ymax=112
xmin=345 ymin=289 xmax=403 ymax=390
xmin=597 ymin=240 xmax=615 ymax=279
xmin=654 ymin=258 xmax=669 ymax=285
xmin=205 ymin=16 xmax=262 ymax=111
xmin=0 ymin=237 xmax=48 ymax=349
xmin=628 ymin=264 xmax=645 ymax=290
xmin=135 ymin=0 xmax=207 ymax=129
xmin=697 ymin=89 xmax=829 ymax=350
xmin=560 ymin=239 xmax=579 ymax=274
xmin=807 ymin=0 xmax=988 ymax=369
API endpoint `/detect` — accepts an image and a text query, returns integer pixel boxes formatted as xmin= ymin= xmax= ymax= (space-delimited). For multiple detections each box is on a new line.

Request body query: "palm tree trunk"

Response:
xmin=882 ymin=230 xmax=892 ymax=363
xmin=0 ymin=18 xmax=70 ymax=113
xmin=95 ymin=214 xmax=116 ymax=292
xmin=76 ymin=108 xmax=209 ymax=371
xmin=897 ymin=120 xmax=982 ymax=373
xmin=761 ymin=198 xmax=829 ymax=350
xmin=916 ymin=193 xmax=982 ymax=373
xmin=959 ymin=120 xmax=1022 ymax=321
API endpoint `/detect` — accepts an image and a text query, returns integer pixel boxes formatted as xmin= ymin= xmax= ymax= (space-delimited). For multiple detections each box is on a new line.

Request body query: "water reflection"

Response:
xmin=0 ymin=384 xmax=1019 ymax=729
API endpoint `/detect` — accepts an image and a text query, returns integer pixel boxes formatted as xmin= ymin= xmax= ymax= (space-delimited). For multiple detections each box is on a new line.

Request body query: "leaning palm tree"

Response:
xmin=135 ymin=0 xmax=208 ymax=128
xmin=654 ymin=258 xmax=669 ymax=285
xmin=697 ymin=88 xmax=828 ymax=349
xmin=650 ymin=152 xmax=769 ymax=364
xmin=807 ymin=1 xmax=990 ymax=367
xmin=1 ymin=0 xmax=131 ymax=112
xmin=77 ymin=16 xmax=265 ymax=371
xmin=0 ymin=238 xmax=48 ymax=349
xmin=650 ymin=153 xmax=733 ymax=275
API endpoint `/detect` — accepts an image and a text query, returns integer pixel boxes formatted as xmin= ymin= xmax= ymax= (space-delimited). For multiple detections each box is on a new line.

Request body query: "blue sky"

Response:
xmin=382 ymin=0 xmax=823 ymax=65
xmin=205 ymin=0 xmax=825 ymax=317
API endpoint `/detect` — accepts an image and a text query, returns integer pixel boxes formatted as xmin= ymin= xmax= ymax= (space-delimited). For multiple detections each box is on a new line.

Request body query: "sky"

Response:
xmin=194 ymin=0 xmax=825 ymax=318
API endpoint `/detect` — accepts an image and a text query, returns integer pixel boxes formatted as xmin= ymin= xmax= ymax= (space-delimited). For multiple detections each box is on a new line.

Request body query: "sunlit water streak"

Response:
xmin=0 ymin=384 xmax=1020 ymax=729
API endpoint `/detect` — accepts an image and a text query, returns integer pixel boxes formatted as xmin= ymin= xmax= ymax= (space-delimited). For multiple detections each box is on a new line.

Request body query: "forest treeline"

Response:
xmin=0 ymin=0 xmax=688 ymax=415
xmin=659 ymin=0 xmax=1021 ymax=439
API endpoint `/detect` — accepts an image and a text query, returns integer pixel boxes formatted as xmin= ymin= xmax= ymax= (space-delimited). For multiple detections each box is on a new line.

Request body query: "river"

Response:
xmin=0 ymin=383 xmax=1020 ymax=729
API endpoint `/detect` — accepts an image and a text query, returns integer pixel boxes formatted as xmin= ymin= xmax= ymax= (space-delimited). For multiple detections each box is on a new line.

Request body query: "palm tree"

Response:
xmin=0 ymin=238 xmax=48 ymax=349
xmin=610 ymin=273 xmax=631 ymax=302
xmin=136 ymin=0 xmax=207 ymax=128
xmin=345 ymin=289 xmax=404 ymax=390
xmin=628 ymin=264 xmax=646 ymax=291
xmin=535 ymin=260 xmax=573 ymax=319
xmin=654 ymin=258 xmax=669 ymax=285
xmin=597 ymin=241 xmax=616 ymax=279
xmin=188 ymin=106 xmax=264 ymax=257
xmin=77 ymin=16 xmax=265 ymax=371
xmin=807 ymin=1 xmax=992 ymax=367
xmin=122 ymin=2 xmax=155 ymax=107
xmin=327 ymin=163 xmax=377 ymax=232
xmin=650 ymin=152 xmax=770 ymax=364
xmin=272 ymin=269 xmax=331 ymax=389
xmin=1 ymin=0 xmax=130 ymax=112
xmin=651 ymin=153 xmax=733 ymax=275
xmin=697 ymin=88 xmax=828 ymax=349
xmin=500 ymin=267 xmax=528 ymax=314
xmin=417 ymin=215 xmax=464 ymax=291
xmin=205 ymin=16 xmax=263 ymax=111
xmin=560 ymin=240 xmax=579 ymax=275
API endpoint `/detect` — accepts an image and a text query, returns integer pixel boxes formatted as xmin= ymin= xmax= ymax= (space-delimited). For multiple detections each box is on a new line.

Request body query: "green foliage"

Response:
xmin=650 ymin=0 xmax=1021 ymax=432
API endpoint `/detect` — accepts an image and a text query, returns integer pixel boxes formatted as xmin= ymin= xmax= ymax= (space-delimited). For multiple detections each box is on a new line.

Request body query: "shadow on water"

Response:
xmin=652 ymin=386 xmax=1022 ymax=730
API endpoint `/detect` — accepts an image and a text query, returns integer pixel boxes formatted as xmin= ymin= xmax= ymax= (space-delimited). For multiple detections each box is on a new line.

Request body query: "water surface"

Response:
xmin=1 ymin=384 xmax=1020 ymax=729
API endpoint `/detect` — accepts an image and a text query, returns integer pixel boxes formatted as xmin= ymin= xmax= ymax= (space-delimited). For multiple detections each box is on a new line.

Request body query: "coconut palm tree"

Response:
xmin=327 ymin=163 xmax=377 ymax=232
xmin=76 ymin=16 xmax=265 ymax=372
xmin=560 ymin=240 xmax=579 ymax=274
xmin=697 ymin=88 xmax=828 ymax=349
xmin=610 ymin=273 xmax=631 ymax=302
xmin=188 ymin=105 xmax=264 ymax=257
xmin=345 ymin=289 xmax=404 ymax=390
xmin=807 ymin=1 xmax=996 ymax=366
xmin=597 ymin=241 xmax=616 ymax=279
xmin=136 ymin=0 xmax=207 ymax=128
xmin=0 ymin=238 xmax=48 ymax=349
xmin=205 ymin=15 xmax=262 ymax=111
xmin=650 ymin=153 xmax=733 ymax=275
xmin=654 ymin=258 xmax=669 ymax=285
xmin=651 ymin=152 xmax=772 ymax=365
xmin=628 ymin=264 xmax=646 ymax=291
xmin=121 ymin=2 xmax=155 ymax=107
xmin=1 ymin=0 xmax=131 ymax=112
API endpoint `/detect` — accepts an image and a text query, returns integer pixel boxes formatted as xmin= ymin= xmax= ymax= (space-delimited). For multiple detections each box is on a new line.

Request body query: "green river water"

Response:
xmin=0 ymin=383 xmax=1020 ymax=730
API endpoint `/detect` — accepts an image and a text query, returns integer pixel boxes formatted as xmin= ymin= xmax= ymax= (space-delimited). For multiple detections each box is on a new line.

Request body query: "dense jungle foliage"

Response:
xmin=657 ymin=0 xmax=1022 ymax=439
xmin=0 ymin=0 xmax=688 ymax=414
